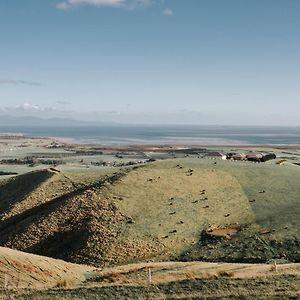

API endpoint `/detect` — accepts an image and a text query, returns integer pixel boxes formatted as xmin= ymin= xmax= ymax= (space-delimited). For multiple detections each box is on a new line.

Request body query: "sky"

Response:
xmin=0 ymin=0 xmax=300 ymax=125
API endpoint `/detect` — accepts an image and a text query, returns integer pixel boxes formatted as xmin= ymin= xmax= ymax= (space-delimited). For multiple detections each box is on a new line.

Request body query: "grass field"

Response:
xmin=0 ymin=139 xmax=299 ymax=298
xmin=0 ymin=157 xmax=299 ymax=265
xmin=105 ymin=158 xmax=300 ymax=264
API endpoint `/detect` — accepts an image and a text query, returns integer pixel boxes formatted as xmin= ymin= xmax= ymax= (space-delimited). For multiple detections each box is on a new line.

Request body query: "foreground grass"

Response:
xmin=1 ymin=275 xmax=299 ymax=300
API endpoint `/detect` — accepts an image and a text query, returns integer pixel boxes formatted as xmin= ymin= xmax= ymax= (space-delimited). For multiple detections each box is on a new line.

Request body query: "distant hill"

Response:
xmin=0 ymin=115 xmax=111 ymax=127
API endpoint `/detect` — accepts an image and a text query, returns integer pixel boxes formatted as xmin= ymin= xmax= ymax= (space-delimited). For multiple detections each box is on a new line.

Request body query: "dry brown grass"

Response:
xmin=55 ymin=279 xmax=68 ymax=288
xmin=217 ymin=270 xmax=235 ymax=278
xmin=276 ymin=159 xmax=287 ymax=165
xmin=0 ymin=246 xmax=93 ymax=289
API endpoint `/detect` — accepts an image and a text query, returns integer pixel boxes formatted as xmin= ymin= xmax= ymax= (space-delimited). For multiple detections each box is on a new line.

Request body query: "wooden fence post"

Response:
xmin=147 ymin=267 xmax=152 ymax=285
xmin=4 ymin=274 xmax=8 ymax=289
xmin=274 ymin=260 xmax=278 ymax=273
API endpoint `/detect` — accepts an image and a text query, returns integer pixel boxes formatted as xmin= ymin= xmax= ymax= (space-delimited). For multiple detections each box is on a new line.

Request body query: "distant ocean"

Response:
xmin=0 ymin=125 xmax=299 ymax=145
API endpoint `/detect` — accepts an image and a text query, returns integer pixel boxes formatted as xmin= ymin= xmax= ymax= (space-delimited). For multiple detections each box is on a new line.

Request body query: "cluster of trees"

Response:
xmin=260 ymin=153 xmax=276 ymax=162
xmin=247 ymin=153 xmax=277 ymax=162
xmin=0 ymin=157 xmax=64 ymax=167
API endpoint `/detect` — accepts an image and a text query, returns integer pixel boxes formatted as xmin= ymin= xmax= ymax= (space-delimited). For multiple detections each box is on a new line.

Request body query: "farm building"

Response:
xmin=205 ymin=152 xmax=227 ymax=160
xmin=246 ymin=152 xmax=264 ymax=162
xmin=231 ymin=153 xmax=246 ymax=160
xmin=226 ymin=152 xmax=246 ymax=160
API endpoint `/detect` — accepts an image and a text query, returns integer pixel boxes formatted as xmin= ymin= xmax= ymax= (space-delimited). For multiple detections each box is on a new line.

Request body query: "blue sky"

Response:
xmin=0 ymin=0 xmax=300 ymax=125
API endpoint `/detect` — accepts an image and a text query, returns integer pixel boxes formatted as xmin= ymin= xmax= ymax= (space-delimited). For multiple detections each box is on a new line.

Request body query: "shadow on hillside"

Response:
xmin=29 ymin=227 xmax=90 ymax=262
xmin=0 ymin=189 xmax=73 ymax=246
xmin=176 ymin=228 xmax=300 ymax=264
xmin=0 ymin=169 xmax=54 ymax=219
xmin=0 ymin=171 xmax=126 ymax=263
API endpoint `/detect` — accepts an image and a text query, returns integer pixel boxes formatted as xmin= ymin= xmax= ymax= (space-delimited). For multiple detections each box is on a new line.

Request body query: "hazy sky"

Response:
xmin=0 ymin=0 xmax=300 ymax=125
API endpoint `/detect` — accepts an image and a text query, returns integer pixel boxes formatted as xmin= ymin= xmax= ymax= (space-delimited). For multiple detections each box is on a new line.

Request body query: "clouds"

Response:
xmin=1 ymin=102 xmax=73 ymax=120
xmin=0 ymin=79 xmax=45 ymax=87
xmin=4 ymin=103 xmax=57 ymax=113
xmin=57 ymin=0 xmax=124 ymax=10
xmin=56 ymin=0 xmax=174 ymax=18
xmin=56 ymin=0 xmax=151 ymax=10
xmin=163 ymin=8 xmax=173 ymax=16
xmin=56 ymin=100 xmax=71 ymax=105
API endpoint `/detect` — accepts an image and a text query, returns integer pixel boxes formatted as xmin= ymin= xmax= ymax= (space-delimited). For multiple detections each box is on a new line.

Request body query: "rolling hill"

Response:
xmin=0 ymin=246 xmax=93 ymax=289
xmin=0 ymin=158 xmax=299 ymax=267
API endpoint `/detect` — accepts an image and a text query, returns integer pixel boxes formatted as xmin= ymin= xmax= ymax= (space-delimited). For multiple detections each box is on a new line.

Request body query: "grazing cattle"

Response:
xmin=127 ymin=218 xmax=135 ymax=224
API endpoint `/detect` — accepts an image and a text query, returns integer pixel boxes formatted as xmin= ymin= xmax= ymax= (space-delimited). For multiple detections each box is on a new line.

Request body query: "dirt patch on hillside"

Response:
xmin=206 ymin=227 xmax=238 ymax=239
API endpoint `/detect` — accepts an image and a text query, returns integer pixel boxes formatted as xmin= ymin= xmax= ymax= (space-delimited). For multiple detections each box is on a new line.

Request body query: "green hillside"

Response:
xmin=0 ymin=158 xmax=298 ymax=266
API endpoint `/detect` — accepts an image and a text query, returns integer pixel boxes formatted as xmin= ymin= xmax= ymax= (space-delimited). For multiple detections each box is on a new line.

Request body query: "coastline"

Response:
xmin=1 ymin=133 xmax=299 ymax=151
xmin=1 ymin=124 xmax=300 ymax=150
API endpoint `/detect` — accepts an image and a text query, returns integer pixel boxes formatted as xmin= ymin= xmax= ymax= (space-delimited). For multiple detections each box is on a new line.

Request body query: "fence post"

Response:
xmin=147 ymin=267 xmax=152 ymax=285
xmin=274 ymin=260 xmax=278 ymax=273
xmin=4 ymin=274 xmax=8 ymax=289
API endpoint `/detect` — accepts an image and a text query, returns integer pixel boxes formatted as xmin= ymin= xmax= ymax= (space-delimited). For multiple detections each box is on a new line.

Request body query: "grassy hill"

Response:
xmin=107 ymin=158 xmax=300 ymax=264
xmin=0 ymin=158 xmax=299 ymax=266
xmin=0 ymin=246 xmax=93 ymax=289
xmin=0 ymin=169 xmax=129 ymax=266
